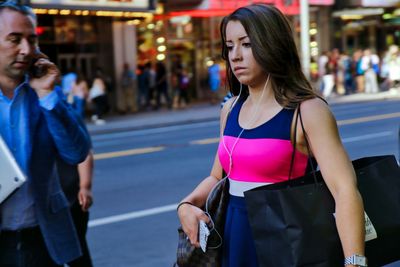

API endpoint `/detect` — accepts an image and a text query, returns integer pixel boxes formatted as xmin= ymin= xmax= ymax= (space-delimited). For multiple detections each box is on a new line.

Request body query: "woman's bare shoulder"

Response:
xmin=221 ymin=96 xmax=237 ymax=117
xmin=300 ymin=97 xmax=333 ymax=122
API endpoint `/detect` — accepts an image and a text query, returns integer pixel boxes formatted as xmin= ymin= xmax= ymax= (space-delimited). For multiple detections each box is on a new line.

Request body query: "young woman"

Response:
xmin=177 ymin=4 xmax=365 ymax=267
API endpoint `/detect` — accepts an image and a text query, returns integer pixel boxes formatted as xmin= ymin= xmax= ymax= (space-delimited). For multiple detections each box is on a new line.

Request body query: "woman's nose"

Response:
xmin=231 ymin=47 xmax=242 ymax=62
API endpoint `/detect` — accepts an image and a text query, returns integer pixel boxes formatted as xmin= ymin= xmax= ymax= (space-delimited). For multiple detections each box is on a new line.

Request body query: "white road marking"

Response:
xmin=88 ymin=204 xmax=178 ymax=228
xmin=342 ymin=131 xmax=393 ymax=143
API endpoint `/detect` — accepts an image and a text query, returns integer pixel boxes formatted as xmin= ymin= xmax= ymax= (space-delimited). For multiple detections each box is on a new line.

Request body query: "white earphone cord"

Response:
xmin=222 ymin=74 xmax=270 ymax=178
xmin=205 ymin=75 xmax=271 ymax=249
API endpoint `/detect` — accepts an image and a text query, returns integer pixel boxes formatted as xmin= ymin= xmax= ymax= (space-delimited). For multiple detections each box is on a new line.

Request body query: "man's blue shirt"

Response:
xmin=0 ymin=79 xmax=59 ymax=230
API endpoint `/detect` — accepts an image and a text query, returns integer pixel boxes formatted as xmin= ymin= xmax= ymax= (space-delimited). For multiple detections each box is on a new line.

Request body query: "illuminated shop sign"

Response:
xmin=309 ymin=0 xmax=334 ymax=5
xmin=168 ymin=0 xmax=301 ymax=17
xmin=207 ymin=0 xmax=275 ymax=9
xmin=347 ymin=0 xmax=399 ymax=7
xmin=30 ymin=0 xmax=155 ymax=11
xmin=184 ymin=0 xmax=333 ymax=10
xmin=362 ymin=0 xmax=399 ymax=6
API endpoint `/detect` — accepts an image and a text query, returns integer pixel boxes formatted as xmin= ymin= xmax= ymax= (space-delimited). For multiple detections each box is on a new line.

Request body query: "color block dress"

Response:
xmin=218 ymin=97 xmax=310 ymax=267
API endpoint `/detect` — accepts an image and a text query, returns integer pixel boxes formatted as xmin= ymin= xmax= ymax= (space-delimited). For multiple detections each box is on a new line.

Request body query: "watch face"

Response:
xmin=345 ymin=255 xmax=367 ymax=266
xmin=354 ymin=255 xmax=367 ymax=266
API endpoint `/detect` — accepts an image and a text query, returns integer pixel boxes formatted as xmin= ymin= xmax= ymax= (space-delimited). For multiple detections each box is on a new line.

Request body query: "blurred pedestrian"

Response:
xmin=0 ymin=2 xmax=91 ymax=266
xmin=335 ymin=52 xmax=346 ymax=95
xmin=317 ymin=51 xmax=330 ymax=91
xmin=387 ymin=45 xmax=400 ymax=89
xmin=147 ymin=62 xmax=157 ymax=109
xmin=220 ymin=91 xmax=233 ymax=108
xmin=340 ymin=53 xmax=354 ymax=94
xmin=310 ymin=57 xmax=319 ymax=83
xmin=120 ymin=62 xmax=136 ymax=113
xmin=137 ymin=64 xmax=150 ymax=110
xmin=172 ymin=66 xmax=190 ymax=109
xmin=354 ymin=49 xmax=365 ymax=93
xmin=89 ymin=69 xmax=108 ymax=124
xmin=177 ymin=4 xmax=365 ymax=266
xmin=61 ymin=67 xmax=77 ymax=96
xmin=171 ymin=67 xmax=180 ymax=109
xmin=71 ymin=71 xmax=89 ymax=119
xmin=208 ymin=58 xmax=221 ymax=104
xmin=155 ymin=61 xmax=171 ymax=109
xmin=321 ymin=58 xmax=335 ymax=98
xmin=177 ymin=67 xmax=190 ymax=108
xmin=361 ymin=49 xmax=379 ymax=94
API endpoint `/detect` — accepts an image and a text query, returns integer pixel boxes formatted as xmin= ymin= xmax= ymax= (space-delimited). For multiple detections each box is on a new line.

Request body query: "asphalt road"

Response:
xmin=86 ymin=99 xmax=400 ymax=267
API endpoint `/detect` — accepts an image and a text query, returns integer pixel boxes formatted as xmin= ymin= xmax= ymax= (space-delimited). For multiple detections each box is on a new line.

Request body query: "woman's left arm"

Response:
xmin=300 ymin=99 xmax=365 ymax=266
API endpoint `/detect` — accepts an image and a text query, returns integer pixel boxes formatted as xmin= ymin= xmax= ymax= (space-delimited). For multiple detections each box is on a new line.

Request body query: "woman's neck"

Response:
xmin=247 ymin=81 xmax=275 ymax=106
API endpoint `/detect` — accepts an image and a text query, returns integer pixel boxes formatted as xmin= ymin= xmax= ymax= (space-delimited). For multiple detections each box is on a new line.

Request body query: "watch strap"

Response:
xmin=344 ymin=254 xmax=367 ymax=266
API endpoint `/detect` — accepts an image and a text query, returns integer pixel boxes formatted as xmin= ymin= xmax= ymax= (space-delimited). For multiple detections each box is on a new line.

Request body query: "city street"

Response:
xmin=86 ymin=98 xmax=400 ymax=267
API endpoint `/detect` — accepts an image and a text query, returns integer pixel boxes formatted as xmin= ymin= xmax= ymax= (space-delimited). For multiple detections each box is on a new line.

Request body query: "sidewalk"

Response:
xmin=87 ymin=88 xmax=400 ymax=135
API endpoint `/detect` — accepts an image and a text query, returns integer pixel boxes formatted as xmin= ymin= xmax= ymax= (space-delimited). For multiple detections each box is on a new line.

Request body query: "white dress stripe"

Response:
xmin=229 ymin=178 xmax=271 ymax=197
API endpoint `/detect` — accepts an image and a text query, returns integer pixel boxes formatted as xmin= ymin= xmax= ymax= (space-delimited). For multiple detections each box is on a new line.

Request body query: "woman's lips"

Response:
xmin=234 ymin=66 xmax=246 ymax=74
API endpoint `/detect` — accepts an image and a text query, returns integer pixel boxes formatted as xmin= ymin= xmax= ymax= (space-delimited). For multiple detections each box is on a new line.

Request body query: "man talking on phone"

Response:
xmin=0 ymin=1 xmax=90 ymax=266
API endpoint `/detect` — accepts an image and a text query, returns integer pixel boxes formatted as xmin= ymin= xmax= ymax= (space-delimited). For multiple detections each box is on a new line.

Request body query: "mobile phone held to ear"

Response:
xmin=29 ymin=48 xmax=48 ymax=78
xmin=29 ymin=59 xmax=46 ymax=78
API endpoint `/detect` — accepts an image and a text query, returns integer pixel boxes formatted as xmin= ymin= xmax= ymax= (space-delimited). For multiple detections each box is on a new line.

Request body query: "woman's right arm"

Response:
xmin=177 ymin=96 xmax=235 ymax=247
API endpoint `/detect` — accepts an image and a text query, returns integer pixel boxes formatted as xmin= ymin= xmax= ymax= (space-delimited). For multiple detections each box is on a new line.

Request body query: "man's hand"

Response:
xmin=78 ymin=187 xmax=93 ymax=212
xmin=29 ymin=51 xmax=60 ymax=98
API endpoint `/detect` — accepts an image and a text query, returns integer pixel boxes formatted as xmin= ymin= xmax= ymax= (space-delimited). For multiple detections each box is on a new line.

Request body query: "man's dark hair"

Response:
xmin=0 ymin=0 xmax=36 ymax=21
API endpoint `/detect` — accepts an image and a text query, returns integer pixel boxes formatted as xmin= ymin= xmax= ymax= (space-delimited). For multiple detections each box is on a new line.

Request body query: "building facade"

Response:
xmin=332 ymin=0 xmax=400 ymax=55
xmin=164 ymin=0 xmax=335 ymax=99
xmin=30 ymin=0 xmax=156 ymax=112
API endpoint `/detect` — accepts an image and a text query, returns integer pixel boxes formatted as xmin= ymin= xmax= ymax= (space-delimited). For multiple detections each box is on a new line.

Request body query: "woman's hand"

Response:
xmin=178 ymin=204 xmax=210 ymax=248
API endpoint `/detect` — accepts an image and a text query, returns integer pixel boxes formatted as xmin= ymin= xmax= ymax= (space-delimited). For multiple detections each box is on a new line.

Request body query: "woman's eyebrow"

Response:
xmin=225 ymin=35 xmax=248 ymax=42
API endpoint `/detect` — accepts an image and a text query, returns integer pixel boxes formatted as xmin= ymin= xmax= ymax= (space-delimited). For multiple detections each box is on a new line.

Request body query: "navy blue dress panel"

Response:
xmin=224 ymin=97 xmax=295 ymax=141
xmin=222 ymin=195 xmax=259 ymax=267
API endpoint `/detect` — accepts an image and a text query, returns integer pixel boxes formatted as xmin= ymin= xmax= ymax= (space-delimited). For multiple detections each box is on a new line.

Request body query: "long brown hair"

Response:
xmin=220 ymin=4 xmax=318 ymax=108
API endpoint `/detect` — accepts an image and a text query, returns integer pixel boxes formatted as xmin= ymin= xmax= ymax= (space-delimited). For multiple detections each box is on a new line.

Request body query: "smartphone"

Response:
xmin=199 ymin=220 xmax=210 ymax=253
xmin=29 ymin=48 xmax=48 ymax=78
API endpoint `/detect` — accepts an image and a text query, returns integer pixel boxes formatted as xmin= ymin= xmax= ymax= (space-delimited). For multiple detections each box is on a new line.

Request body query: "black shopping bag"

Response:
xmin=353 ymin=155 xmax=400 ymax=266
xmin=244 ymin=155 xmax=400 ymax=267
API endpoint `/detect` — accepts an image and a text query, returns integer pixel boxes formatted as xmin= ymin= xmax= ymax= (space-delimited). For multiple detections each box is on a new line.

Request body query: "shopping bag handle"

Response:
xmin=288 ymin=103 xmax=318 ymax=184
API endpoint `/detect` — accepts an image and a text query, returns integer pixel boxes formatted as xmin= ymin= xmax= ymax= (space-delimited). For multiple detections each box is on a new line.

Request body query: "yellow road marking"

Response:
xmin=190 ymin=112 xmax=400 ymax=145
xmin=190 ymin=137 xmax=220 ymax=145
xmin=337 ymin=112 xmax=400 ymax=125
xmin=94 ymin=112 xmax=400 ymax=160
xmin=94 ymin=146 xmax=165 ymax=160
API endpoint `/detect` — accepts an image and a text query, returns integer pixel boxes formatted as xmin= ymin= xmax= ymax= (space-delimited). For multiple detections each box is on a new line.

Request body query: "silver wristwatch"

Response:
xmin=344 ymin=254 xmax=367 ymax=266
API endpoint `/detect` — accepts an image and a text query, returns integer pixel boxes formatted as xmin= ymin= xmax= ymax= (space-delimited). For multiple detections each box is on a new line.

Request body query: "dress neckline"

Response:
xmin=236 ymin=97 xmax=285 ymax=131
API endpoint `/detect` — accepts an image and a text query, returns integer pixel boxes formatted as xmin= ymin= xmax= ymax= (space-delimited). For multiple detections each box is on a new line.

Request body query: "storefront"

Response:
xmin=164 ymin=0 xmax=334 ymax=99
xmin=332 ymin=0 xmax=400 ymax=55
xmin=30 ymin=0 xmax=155 ymax=111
